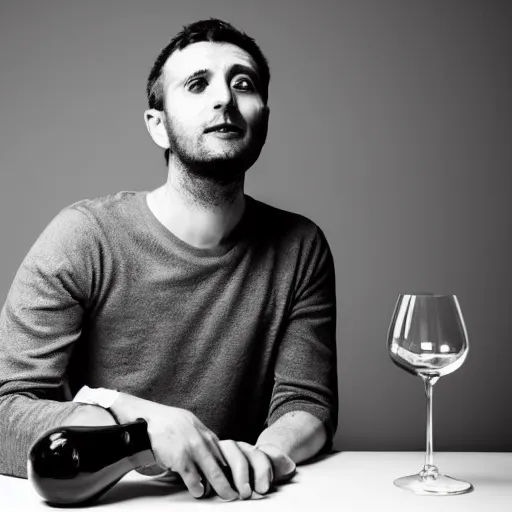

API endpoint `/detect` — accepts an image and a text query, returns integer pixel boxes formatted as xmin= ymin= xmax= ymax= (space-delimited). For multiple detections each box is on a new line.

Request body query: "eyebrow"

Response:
xmin=182 ymin=64 xmax=260 ymax=85
xmin=229 ymin=64 xmax=260 ymax=83
xmin=183 ymin=68 xmax=209 ymax=84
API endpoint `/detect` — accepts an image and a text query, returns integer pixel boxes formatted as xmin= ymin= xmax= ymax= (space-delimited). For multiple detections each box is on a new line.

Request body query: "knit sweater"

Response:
xmin=0 ymin=191 xmax=338 ymax=478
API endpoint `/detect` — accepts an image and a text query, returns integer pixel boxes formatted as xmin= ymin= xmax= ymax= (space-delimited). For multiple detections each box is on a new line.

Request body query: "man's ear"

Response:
xmin=263 ymin=104 xmax=270 ymax=123
xmin=144 ymin=109 xmax=170 ymax=150
xmin=261 ymin=104 xmax=270 ymax=130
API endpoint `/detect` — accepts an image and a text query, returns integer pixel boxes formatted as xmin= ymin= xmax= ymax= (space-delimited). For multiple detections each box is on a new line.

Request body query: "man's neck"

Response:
xmin=146 ymin=166 xmax=246 ymax=250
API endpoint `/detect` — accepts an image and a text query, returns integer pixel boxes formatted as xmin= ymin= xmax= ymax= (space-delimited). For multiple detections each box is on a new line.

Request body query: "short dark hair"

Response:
xmin=146 ymin=18 xmax=270 ymax=111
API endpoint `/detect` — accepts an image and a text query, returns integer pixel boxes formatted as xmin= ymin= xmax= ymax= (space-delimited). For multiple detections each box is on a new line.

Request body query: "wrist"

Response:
xmin=72 ymin=387 xmax=146 ymax=425
xmin=256 ymin=431 xmax=292 ymax=459
xmin=108 ymin=392 xmax=149 ymax=424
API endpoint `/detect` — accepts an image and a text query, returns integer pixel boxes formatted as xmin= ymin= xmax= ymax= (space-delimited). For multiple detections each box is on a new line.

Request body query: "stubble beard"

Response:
xmin=164 ymin=114 xmax=267 ymax=208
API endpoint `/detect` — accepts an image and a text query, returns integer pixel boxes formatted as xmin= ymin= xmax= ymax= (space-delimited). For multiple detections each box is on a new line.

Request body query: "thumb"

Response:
xmin=256 ymin=444 xmax=296 ymax=483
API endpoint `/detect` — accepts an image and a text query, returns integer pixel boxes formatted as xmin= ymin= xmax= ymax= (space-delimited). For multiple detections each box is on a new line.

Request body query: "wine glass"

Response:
xmin=387 ymin=293 xmax=473 ymax=495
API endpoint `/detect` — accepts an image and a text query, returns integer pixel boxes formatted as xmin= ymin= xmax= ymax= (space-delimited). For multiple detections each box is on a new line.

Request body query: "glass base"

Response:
xmin=394 ymin=465 xmax=473 ymax=496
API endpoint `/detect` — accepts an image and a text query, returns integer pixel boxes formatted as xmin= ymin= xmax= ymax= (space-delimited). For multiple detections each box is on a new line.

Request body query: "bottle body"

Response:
xmin=27 ymin=418 xmax=155 ymax=505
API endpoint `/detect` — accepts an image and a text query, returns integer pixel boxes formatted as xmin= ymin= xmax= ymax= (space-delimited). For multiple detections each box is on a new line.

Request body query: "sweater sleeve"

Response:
xmin=0 ymin=207 xmax=99 ymax=478
xmin=267 ymin=226 xmax=338 ymax=451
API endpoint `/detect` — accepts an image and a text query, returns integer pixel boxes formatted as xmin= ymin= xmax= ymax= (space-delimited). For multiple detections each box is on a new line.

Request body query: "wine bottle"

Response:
xmin=27 ymin=418 xmax=156 ymax=505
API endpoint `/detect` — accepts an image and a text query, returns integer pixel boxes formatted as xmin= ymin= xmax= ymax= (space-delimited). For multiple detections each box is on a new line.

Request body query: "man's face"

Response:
xmin=161 ymin=41 xmax=269 ymax=179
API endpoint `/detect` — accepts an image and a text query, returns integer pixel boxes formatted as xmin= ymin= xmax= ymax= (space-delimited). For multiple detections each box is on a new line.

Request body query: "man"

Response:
xmin=0 ymin=19 xmax=337 ymax=501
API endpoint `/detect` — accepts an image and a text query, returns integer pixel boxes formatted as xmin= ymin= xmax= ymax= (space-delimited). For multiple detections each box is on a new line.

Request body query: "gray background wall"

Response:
xmin=1 ymin=0 xmax=511 ymax=451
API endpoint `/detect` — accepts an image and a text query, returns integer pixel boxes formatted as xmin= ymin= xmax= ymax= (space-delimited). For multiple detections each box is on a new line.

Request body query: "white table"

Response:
xmin=2 ymin=452 xmax=511 ymax=511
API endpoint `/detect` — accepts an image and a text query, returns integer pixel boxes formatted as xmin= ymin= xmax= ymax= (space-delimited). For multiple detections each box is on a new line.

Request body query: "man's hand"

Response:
xmin=218 ymin=440 xmax=296 ymax=499
xmin=256 ymin=443 xmax=297 ymax=483
xmin=110 ymin=394 xmax=238 ymax=501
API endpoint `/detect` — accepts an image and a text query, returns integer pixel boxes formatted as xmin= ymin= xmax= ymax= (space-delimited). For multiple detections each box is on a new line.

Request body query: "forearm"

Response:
xmin=0 ymin=391 xmax=119 ymax=479
xmin=256 ymin=411 xmax=326 ymax=463
xmin=0 ymin=394 xmax=83 ymax=478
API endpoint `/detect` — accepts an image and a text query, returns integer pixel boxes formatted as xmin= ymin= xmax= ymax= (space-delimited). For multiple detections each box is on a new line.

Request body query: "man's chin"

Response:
xmin=181 ymin=149 xmax=262 ymax=184
xmin=201 ymin=144 xmax=247 ymax=161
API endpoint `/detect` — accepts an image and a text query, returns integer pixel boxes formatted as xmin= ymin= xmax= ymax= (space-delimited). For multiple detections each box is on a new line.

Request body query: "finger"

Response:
xmin=257 ymin=444 xmax=296 ymax=483
xmin=195 ymin=443 xmax=238 ymax=501
xmin=178 ymin=464 xmax=205 ymax=499
xmin=136 ymin=463 xmax=169 ymax=477
xmin=153 ymin=470 xmax=184 ymax=484
xmin=196 ymin=469 xmax=214 ymax=498
xmin=219 ymin=441 xmax=252 ymax=500
xmin=205 ymin=432 xmax=228 ymax=467
xmin=238 ymin=442 xmax=273 ymax=495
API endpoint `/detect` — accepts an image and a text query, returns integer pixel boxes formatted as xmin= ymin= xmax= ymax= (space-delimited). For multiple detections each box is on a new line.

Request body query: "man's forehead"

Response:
xmin=163 ymin=41 xmax=258 ymax=83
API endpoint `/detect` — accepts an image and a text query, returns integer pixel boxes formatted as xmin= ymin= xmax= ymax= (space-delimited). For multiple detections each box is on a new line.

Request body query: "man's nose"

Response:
xmin=211 ymin=81 xmax=234 ymax=110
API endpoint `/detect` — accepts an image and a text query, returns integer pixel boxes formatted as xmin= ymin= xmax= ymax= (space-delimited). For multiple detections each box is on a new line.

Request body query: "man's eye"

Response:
xmin=187 ymin=78 xmax=208 ymax=93
xmin=233 ymin=78 xmax=255 ymax=92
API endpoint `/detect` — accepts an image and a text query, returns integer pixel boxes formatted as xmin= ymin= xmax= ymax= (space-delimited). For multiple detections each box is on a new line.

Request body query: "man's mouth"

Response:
xmin=204 ymin=123 xmax=243 ymax=134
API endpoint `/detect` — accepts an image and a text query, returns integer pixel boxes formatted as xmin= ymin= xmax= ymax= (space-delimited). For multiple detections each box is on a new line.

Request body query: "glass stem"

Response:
xmin=424 ymin=377 xmax=435 ymax=468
